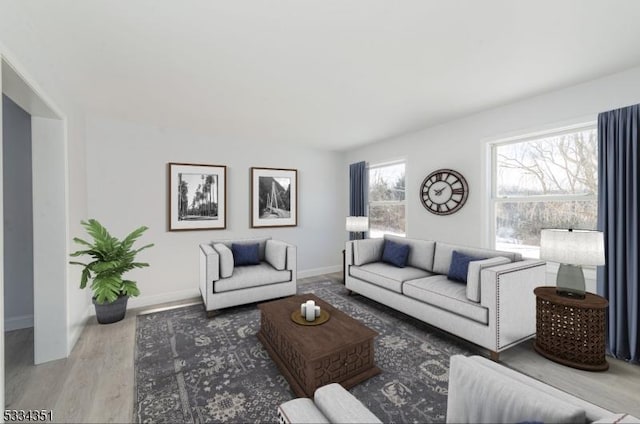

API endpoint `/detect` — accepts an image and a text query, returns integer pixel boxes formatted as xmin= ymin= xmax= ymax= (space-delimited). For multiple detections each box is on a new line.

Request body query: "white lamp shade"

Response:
xmin=540 ymin=229 xmax=605 ymax=266
xmin=346 ymin=216 xmax=369 ymax=232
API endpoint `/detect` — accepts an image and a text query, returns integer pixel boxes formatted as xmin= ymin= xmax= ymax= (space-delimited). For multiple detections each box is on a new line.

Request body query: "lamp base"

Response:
xmin=555 ymin=264 xmax=586 ymax=299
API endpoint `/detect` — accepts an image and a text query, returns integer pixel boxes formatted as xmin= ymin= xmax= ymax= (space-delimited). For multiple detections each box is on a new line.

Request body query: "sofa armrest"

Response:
xmin=447 ymin=355 xmax=586 ymax=424
xmin=200 ymin=243 xmax=220 ymax=285
xmin=480 ymin=260 xmax=546 ymax=351
xmin=278 ymin=398 xmax=329 ymax=424
xmin=285 ymin=244 xmax=297 ymax=271
xmin=314 ymin=383 xmax=382 ymax=424
xmin=345 ymin=241 xmax=355 ymax=266
xmin=480 ymin=259 xmax=546 ymax=306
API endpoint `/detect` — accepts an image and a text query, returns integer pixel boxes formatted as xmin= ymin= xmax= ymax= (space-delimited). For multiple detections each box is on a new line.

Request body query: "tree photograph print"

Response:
xmin=178 ymin=173 xmax=218 ymax=221
xmin=169 ymin=163 xmax=227 ymax=231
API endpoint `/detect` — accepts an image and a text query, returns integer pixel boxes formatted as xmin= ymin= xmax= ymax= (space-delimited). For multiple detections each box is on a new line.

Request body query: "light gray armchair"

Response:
xmin=199 ymin=237 xmax=297 ymax=317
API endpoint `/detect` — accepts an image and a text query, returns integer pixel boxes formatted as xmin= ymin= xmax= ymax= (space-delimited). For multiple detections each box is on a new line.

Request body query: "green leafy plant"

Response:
xmin=69 ymin=219 xmax=154 ymax=304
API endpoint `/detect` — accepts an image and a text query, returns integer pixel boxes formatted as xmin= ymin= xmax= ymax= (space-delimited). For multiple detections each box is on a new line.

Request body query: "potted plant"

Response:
xmin=69 ymin=219 xmax=154 ymax=324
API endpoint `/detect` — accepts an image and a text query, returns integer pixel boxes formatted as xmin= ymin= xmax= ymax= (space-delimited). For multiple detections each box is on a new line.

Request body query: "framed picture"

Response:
xmin=168 ymin=162 xmax=227 ymax=231
xmin=251 ymin=167 xmax=297 ymax=228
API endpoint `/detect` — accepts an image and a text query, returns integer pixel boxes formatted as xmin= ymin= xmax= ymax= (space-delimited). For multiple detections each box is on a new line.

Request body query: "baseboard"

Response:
xmin=126 ymin=288 xmax=201 ymax=311
xmin=4 ymin=314 xmax=34 ymax=331
xmin=298 ymin=265 xmax=342 ymax=279
xmin=84 ymin=267 xmax=339 ymax=317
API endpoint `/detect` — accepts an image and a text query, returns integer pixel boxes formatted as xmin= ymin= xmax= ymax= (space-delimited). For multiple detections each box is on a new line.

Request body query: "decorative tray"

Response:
xmin=290 ymin=309 xmax=331 ymax=326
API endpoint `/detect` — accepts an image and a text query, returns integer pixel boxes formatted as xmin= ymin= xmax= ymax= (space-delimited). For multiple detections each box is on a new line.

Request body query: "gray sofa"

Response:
xmin=278 ymin=357 xmax=636 ymax=423
xmin=277 ymin=383 xmax=381 ymax=424
xmin=448 ymin=355 xmax=637 ymax=423
xmin=199 ymin=237 xmax=296 ymax=316
xmin=345 ymin=235 xmax=546 ymax=359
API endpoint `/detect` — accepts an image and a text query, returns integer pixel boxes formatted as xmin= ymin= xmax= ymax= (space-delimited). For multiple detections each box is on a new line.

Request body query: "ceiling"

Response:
xmin=4 ymin=0 xmax=640 ymax=150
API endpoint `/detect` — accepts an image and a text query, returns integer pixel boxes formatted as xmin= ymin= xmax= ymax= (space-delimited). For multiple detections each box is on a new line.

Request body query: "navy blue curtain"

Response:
xmin=349 ymin=161 xmax=368 ymax=240
xmin=597 ymin=103 xmax=640 ymax=363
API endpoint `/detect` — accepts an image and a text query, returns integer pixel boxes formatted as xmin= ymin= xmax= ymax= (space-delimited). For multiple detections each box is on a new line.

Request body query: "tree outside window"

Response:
xmin=492 ymin=127 xmax=597 ymax=258
xmin=368 ymin=162 xmax=406 ymax=238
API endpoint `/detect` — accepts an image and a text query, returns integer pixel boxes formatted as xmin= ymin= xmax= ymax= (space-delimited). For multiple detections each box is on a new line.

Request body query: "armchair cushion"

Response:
xmin=214 ymin=263 xmax=291 ymax=292
xmin=213 ymin=243 xmax=234 ymax=278
xmin=265 ymin=240 xmax=287 ymax=271
xmin=232 ymin=243 xmax=260 ymax=266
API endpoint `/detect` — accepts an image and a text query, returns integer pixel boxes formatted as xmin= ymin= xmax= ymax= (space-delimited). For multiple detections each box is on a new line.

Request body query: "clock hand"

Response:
xmin=434 ymin=187 xmax=446 ymax=196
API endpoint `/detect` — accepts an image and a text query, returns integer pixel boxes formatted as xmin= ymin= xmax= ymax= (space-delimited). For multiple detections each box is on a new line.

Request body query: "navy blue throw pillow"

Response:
xmin=232 ymin=243 xmax=260 ymax=266
xmin=448 ymin=250 xmax=485 ymax=283
xmin=382 ymin=239 xmax=410 ymax=268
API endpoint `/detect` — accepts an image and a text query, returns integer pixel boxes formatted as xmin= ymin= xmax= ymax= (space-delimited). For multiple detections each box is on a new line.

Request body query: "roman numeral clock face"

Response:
xmin=420 ymin=169 xmax=469 ymax=215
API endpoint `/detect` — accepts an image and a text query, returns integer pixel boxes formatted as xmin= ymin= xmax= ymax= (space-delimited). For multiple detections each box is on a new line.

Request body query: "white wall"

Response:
xmin=86 ymin=116 xmax=345 ymax=308
xmin=344 ymin=65 xmax=640 ymax=293
xmin=2 ymin=95 xmax=34 ymax=331
xmin=31 ymin=117 xmax=68 ymax=363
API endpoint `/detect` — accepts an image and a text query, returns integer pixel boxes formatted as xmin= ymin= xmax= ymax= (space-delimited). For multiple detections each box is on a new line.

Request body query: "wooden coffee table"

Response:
xmin=257 ymin=293 xmax=380 ymax=397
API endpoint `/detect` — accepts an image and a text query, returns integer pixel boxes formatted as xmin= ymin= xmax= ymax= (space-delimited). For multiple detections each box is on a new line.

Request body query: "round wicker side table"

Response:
xmin=533 ymin=286 xmax=608 ymax=371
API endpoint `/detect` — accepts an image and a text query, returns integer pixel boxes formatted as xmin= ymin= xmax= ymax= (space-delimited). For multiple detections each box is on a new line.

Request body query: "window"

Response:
xmin=368 ymin=161 xmax=406 ymax=238
xmin=491 ymin=126 xmax=597 ymax=258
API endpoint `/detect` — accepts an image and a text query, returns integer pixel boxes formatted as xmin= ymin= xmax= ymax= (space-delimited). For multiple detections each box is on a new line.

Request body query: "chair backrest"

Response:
xmin=211 ymin=237 xmax=271 ymax=261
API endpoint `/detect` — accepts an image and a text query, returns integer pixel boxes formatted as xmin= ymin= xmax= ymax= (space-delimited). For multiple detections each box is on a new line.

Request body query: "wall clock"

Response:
xmin=420 ymin=169 xmax=469 ymax=215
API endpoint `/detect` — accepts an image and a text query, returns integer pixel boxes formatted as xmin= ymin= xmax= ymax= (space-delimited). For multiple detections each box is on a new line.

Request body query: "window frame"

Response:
xmin=488 ymin=123 xmax=597 ymax=257
xmin=368 ymin=159 xmax=407 ymax=238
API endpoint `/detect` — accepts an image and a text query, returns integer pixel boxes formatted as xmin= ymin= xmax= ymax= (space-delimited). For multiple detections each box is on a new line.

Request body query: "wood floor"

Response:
xmin=5 ymin=272 xmax=640 ymax=422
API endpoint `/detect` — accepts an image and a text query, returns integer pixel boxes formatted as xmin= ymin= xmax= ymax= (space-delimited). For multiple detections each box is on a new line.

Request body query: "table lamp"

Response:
xmin=346 ymin=216 xmax=369 ymax=240
xmin=540 ymin=229 xmax=605 ymax=299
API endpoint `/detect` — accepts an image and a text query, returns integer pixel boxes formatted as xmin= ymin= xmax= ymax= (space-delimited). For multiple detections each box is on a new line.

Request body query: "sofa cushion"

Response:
xmin=448 ymin=251 xmax=486 ymax=283
xmin=466 ymin=256 xmax=511 ymax=302
xmin=353 ymin=238 xmax=385 ymax=266
xmin=433 ymin=242 xmax=520 ymax=275
xmin=232 ymin=243 xmax=260 ymax=266
xmin=214 ymin=262 xmax=291 ymax=292
xmin=384 ymin=235 xmax=436 ymax=271
xmin=350 ymin=262 xmax=432 ymax=293
xmin=447 ymin=355 xmax=586 ymax=424
xmin=213 ymin=243 xmax=234 ymax=278
xmin=403 ymin=275 xmax=488 ymax=324
xmin=265 ymin=239 xmax=287 ymax=270
xmin=216 ymin=237 xmax=271 ymax=260
xmin=382 ymin=239 xmax=410 ymax=267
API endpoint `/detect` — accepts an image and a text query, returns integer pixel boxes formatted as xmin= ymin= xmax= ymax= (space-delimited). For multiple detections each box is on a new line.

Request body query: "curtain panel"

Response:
xmin=597 ymin=103 xmax=640 ymax=363
xmin=349 ymin=161 xmax=368 ymax=240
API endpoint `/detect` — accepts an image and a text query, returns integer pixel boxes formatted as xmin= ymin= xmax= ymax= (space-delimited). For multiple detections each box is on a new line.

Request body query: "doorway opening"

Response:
xmin=1 ymin=56 xmax=69 ymax=409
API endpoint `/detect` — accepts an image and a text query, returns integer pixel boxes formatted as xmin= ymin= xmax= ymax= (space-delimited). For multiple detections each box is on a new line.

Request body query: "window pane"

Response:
xmin=495 ymin=200 xmax=597 ymax=258
xmin=369 ymin=163 xmax=405 ymax=201
xmin=496 ymin=129 xmax=597 ymax=197
xmin=369 ymin=204 xmax=405 ymax=238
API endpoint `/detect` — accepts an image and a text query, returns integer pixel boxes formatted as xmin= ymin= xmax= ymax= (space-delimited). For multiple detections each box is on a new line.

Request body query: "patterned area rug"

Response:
xmin=134 ymin=280 xmax=473 ymax=423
